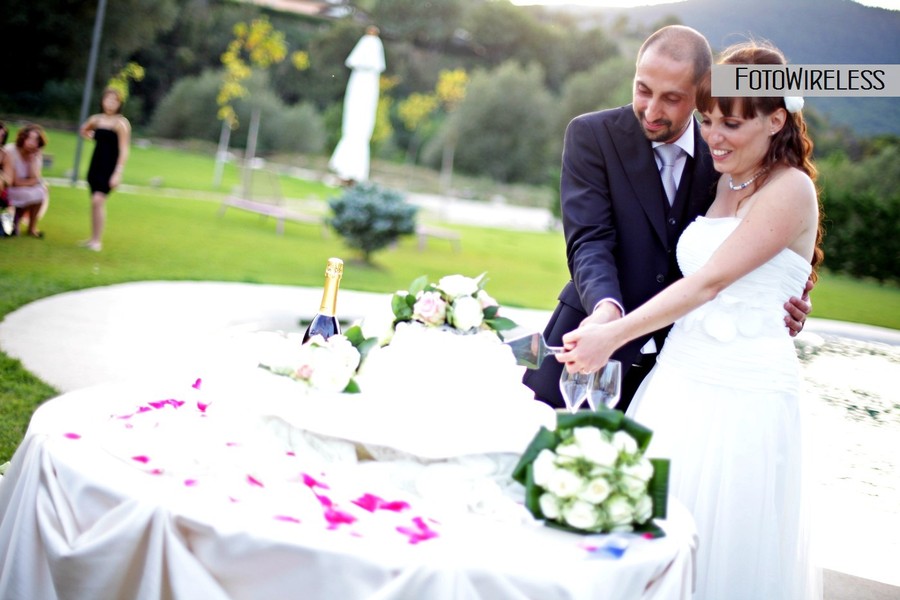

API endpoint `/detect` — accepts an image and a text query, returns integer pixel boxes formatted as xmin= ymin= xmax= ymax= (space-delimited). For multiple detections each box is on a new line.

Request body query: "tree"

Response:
xmin=1 ymin=0 xmax=178 ymax=118
xmin=371 ymin=0 xmax=464 ymax=47
xmin=450 ymin=61 xmax=555 ymax=184
xmin=327 ymin=183 xmax=418 ymax=264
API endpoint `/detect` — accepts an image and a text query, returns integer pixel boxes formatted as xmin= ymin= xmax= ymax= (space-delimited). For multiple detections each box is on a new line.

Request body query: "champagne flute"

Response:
xmin=587 ymin=360 xmax=622 ymax=411
xmin=559 ymin=368 xmax=592 ymax=413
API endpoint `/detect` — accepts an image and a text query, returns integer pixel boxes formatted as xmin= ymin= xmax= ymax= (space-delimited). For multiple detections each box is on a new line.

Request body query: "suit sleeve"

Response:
xmin=560 ymin=114 xmax=622 ymax=314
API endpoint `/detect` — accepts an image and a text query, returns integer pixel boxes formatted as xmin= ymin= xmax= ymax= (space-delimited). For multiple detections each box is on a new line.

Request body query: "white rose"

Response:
xmin=547 ymin=467 xmax=584 ymax=499
xmin=632 ymin=494 xmax=653 ymax=524
xmin=327 ymin=335 xmax=361 ymax=371
xmin=612 ymin=431 xmax=639 ymax=456
xmin=621 ymin=458 xmax=654 ymax=484
xmin=573 ymin=427 xmax=618 ymax=467
xmin=563 ymin=499 xmax=600 ymax=530
xmin=555 ymin=441 xmax=584 ymax=460
xmin=450 ymin=295 xmax=484 ymax=331
xmin=476 ymin=289 xmax=499 ymax=309
xmin=578 ymin=476 xmax=612 ymax=504
xmin=308 ymin=347 xmax=353 ymax=393
xmin=532 ymin=449 xmax=557 ymax=487
xmin=437 ymin=274 xmax=480 ymax=298
xmin=604 ymin=494 xmax=635 ymax=528
xmin=539 ymin=492 xmax=562 ymax=520
xmin=618 ymin=473 xmax=648 ymax=500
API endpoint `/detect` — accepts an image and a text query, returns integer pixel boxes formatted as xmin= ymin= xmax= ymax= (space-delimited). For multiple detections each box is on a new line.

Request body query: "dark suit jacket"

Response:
xmin=523 ymin=105 xmax=719 ymax=408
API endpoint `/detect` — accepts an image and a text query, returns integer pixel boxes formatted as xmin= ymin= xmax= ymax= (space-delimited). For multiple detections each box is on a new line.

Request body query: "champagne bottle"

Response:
xmin=302 ymin=257 xmax=343 ymax=343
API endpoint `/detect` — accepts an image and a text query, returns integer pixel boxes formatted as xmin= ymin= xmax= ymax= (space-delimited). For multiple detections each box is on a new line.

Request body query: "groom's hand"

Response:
xmin=784 ymin=278 xmax=814 ymax=337
xmin=580 ymin=300 xmax=622 ymax=328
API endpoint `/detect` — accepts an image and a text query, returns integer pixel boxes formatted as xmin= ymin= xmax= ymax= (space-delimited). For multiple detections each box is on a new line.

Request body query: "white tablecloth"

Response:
xmin=0 ymin=379 xmax=697 ymax=600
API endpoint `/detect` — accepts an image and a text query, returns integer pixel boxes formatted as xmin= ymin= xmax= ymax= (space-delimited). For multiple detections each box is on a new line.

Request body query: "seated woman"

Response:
xmin=0 ymin=121 xmax=12 ymax=236
xmin=3 ymin=124 xmax=49 ymax=238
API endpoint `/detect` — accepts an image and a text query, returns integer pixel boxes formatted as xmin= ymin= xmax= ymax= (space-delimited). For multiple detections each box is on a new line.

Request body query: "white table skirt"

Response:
xmin=0 ymin=380 xmax=697 ymax=600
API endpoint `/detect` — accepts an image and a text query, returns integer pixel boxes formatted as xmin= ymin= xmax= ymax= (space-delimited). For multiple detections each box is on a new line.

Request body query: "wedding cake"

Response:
xmin=241 ymin=274 xmax=556 ymax=460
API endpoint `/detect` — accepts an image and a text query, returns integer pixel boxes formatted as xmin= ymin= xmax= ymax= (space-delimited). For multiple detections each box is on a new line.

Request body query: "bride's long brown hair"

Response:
xmin=696 ymin=41 xmax=824 ymax=281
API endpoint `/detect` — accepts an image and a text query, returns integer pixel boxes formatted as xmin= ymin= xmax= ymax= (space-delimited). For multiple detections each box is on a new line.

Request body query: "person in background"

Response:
xmin=523 ymin=25 xmax=812 ymax=412
xmin=78 ymin=87 xmax=131 ymax=251
xmin=3 ymin=123 xmax=49 ymax=238
xmin=0 ymin=122 xmax=13 ymax=236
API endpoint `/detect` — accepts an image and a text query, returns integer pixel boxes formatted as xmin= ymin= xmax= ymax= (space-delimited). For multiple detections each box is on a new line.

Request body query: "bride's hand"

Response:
xmin=556 ymin=324 xmax=615 ymax=374
xmin=784 ymin=277 xmax=814 ymax=337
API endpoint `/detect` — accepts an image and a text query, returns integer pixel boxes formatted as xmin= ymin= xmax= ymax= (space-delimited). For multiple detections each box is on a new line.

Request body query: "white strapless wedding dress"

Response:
xmin=627 ymin=217 xmax=820 ymax=599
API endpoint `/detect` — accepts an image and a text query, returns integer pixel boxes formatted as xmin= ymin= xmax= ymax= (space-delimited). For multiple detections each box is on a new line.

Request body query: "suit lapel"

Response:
xmin=608 ymin=107 xmax=668 ymax=246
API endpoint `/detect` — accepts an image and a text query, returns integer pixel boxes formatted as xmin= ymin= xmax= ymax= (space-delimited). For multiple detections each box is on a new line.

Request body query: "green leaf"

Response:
xmin=343 ymin=324 xmax=366 ymax=346
xmin=391 ymin=293 xmax=414 ymax=320
xmin=556 ymin=409 xmax=623 ymax=432
xmin=649 ymin=458 xmax=670 ymax=520
xmin=512 ymin=425 xmax=558 ymax=485
xmin=485 ymin=316 xmax=518 ymax=331
xmin=483 ymin=305 xmax=499 ymax=319
xmin=408 ymin=275 xmax=429 ymax=296
xmin=523 ymin=463 xmax=544 ymax=517
xmin=343 ymin=379 xmax=361 ymax=394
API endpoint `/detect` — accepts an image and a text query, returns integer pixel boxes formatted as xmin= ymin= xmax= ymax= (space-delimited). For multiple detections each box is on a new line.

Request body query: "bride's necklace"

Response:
xmin=728 ymin=168 xmax=767 ymax=191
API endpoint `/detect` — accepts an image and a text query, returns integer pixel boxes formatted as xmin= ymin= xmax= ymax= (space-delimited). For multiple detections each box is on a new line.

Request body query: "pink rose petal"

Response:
xmin=275 ymin=515 xmax=301 ymax=524
xmin=132 ymin=455 xmax=150 ymax=464
xmin=63 ymin=433 xmax=81 ymax=440
xmin=352 ymin=493 xmax=410 ymax=513
xmin=324 ymin=507 xmax=357 ymax=529
xmin=396 ymin=516 xmax=439 ymax=544
xmin=247 ymin=474 xmax=264 ymax=487
xmin=150 ymin=468 xmax=164 ymax=475
xmin=192 ymin=378 xmax=202 ymax=390
xmin=184 ymin=479 xmax=198 ymax=487
xmin=302 ymin=473 xmax=329 ymax=490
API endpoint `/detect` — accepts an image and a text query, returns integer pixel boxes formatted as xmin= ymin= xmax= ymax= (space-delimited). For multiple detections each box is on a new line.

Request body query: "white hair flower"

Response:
xmin=784 ymin=96 xmax=804 ymax=113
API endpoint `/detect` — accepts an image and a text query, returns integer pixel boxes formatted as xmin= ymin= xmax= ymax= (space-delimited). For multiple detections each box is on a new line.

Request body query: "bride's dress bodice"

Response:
xmin=659 ymin=217 xmax=812 ymax=391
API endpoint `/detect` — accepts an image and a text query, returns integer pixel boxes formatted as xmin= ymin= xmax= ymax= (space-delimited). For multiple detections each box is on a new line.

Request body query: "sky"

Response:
xmin=509 ymin=0 xmax=898 ymax=10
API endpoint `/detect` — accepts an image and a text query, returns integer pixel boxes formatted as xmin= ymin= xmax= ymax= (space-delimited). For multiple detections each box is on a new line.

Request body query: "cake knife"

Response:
xmin=503 ymin=332 xmax=563 ymax=369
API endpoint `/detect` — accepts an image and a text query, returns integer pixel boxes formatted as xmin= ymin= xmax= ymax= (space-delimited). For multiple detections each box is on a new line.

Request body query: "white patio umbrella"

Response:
xmin=328 ymin=26 xmax=385 ymax=184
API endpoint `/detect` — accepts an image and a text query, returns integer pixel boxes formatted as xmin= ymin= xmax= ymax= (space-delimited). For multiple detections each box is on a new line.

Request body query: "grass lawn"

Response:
xmin=1 ymin=130 xmax=898 ymax=463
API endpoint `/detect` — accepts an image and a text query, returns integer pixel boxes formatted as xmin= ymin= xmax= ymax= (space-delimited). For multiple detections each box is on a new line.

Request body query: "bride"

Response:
xmin=557 ymin=41 xmax=822 ymax=599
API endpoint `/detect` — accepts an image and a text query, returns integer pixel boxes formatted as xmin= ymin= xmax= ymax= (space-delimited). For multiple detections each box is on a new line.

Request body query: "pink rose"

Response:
xmin=413 ymin=291 xmax=447 ymax=326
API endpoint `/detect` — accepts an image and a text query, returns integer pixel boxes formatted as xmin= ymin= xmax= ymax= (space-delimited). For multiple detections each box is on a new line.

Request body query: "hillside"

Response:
xmin=541 ymin=0 xmax=900 ymax=136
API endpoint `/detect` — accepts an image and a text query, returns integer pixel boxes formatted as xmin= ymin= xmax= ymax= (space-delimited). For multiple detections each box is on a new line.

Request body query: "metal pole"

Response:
xmin=71 ymin=0 xmax=108 ymax=184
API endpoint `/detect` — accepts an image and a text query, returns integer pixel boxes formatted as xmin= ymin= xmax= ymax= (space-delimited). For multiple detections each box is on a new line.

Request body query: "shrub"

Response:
xmin=327 ymin=182 xmax=418 ymax=263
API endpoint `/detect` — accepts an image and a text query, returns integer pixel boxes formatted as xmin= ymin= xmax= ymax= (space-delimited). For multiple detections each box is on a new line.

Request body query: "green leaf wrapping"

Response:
xmin=513 ymin=409 xmax=670 ymax=537
xmin=649 ymin=458 xmax=670 ymax=520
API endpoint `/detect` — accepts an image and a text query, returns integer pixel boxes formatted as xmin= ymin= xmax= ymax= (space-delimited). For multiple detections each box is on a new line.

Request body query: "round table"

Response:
xmin=0 ymin=378 xmax=697 ymax=600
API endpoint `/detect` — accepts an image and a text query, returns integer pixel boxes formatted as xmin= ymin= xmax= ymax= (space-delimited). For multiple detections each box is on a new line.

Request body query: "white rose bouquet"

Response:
xmin=390 ymin=273 xmax=517 ymax=336
xmin=512 ymin=411 xmax=669 ymax=536
xmin=259 ymin=325 xmax=378 ymax=394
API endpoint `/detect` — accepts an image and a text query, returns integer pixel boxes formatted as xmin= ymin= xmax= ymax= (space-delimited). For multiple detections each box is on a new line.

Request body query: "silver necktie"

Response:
xmin=655 ymin=144 xmax=682 ymax=206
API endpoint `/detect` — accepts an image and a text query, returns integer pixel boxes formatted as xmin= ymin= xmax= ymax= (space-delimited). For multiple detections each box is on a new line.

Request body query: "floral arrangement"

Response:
xmin=259 ymin=325 xmax=377 ymax=394
xmin=512 ymin=410 xmax=669 ymax=536
xmin=390 ymin=273 xmax=517 ymax=335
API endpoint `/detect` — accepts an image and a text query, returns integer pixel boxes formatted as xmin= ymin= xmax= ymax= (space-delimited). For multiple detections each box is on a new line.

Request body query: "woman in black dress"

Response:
xmin=79 ymin=88 xmax=131 ymax=251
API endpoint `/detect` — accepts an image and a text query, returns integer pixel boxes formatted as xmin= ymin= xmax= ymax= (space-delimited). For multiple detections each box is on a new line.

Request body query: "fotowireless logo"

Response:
xmin=712 ymin=64 xmax=900 ymax=97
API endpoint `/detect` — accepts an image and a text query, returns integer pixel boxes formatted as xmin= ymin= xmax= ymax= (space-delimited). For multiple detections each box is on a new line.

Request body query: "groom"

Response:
xmin=524 ymin=25 xmax=811 ymax=411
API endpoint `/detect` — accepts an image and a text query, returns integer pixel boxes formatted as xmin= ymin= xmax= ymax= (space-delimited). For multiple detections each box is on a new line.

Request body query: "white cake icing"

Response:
xmin=221 ymin=323 xmax=556 ymax=460
xmin=356 ymin=322 xmax=537 ymax=410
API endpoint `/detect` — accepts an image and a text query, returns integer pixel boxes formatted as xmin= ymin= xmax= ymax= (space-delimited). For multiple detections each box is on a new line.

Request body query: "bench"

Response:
xmin=416 ymin=225 xmax=461 ymax=252
xmin=218 ymin=169 xmax=325 ymax=235
xmin=218 ymin=195 xmax=323 ymax=235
